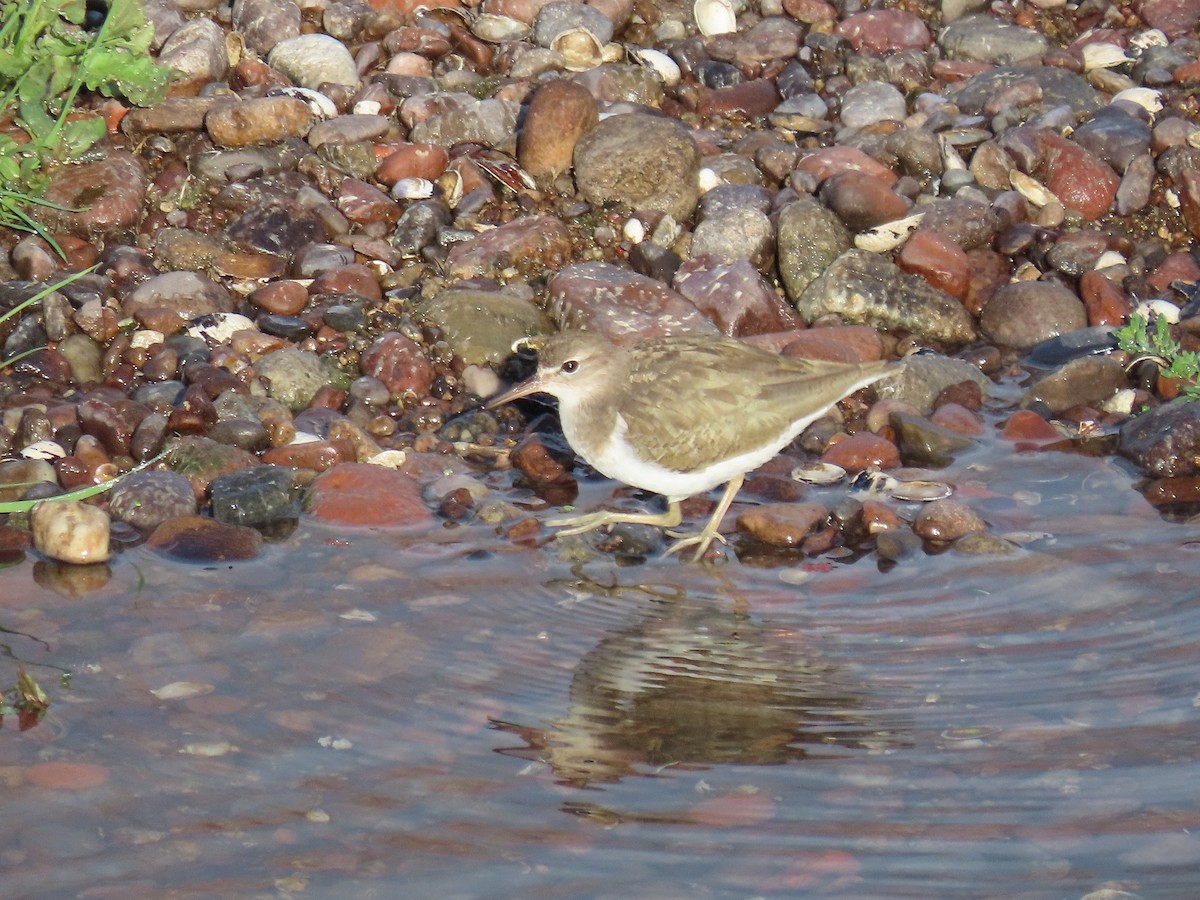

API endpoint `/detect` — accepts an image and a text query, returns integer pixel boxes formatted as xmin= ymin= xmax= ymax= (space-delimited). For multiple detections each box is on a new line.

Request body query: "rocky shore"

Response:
xmin=2 ymin=0 xmax=1200 ymax=567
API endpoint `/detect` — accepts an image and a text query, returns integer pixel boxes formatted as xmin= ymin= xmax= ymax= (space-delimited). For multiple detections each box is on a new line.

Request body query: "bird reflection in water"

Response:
xmin=492 ymin=572 xmax=908 ymax=787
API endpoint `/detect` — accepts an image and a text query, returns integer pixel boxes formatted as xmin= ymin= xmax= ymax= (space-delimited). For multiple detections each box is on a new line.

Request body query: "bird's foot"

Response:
xmin=663 ymin=528 xmax=728 ymax=562
xmin=547 ymin=503 xmax=682 ymax=538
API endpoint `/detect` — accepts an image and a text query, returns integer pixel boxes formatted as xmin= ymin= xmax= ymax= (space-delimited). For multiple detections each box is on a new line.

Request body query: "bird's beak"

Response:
xmin=486 ymin=372 xmax=548 ymax=409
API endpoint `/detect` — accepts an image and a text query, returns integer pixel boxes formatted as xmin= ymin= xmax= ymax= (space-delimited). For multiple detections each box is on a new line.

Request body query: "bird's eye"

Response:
xmin=561 ymin=359 xmax=579 ymax=374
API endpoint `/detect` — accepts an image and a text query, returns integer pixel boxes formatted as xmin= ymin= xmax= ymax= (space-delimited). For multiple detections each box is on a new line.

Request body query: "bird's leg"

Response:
xmin=547 ymin=500 xmax=683 ymax=536
xmin=663 ymin=474 xmax=744 ymax=562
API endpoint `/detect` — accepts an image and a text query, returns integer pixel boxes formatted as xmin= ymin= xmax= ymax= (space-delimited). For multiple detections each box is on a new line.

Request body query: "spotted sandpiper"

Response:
xmin=490 ymin=331 xmax=894 ymax=561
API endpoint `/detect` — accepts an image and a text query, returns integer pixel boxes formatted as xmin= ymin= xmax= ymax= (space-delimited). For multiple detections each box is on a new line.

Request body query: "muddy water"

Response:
xmin=2 ymin=435 xmax=1199 ymax=898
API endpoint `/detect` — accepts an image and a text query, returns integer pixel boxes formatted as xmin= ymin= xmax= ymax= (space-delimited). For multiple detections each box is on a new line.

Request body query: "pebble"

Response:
xmin=835 ymin=10 xmax=931 ymax=53
xmin=145 ymin=514 xmax=264 ymax=561
xmin=821 ymin=432 xmax=901 ymax=472
xmin=980 ymin=281 xmax=1088 ymax=350
xmin=689 ymin=207 xmax=774 ymax=270
xmin=1042 ymin=135 xmax=1120 ymax=220
xmin=205 ymin=97 xmax=314 ymax=148
xmin=158 ymin=17 xmax=228 ymax=95
xmin=31 ymin=500 xmax=111 ymax=565
xmin=736 ymin=502 xmax=831 ymax=548
xmin=940 ymin=15 xmax=1049 ymax=65
xmin=209 ymin=466 xmax=299 ymax=527
xmin=912 ymin=498 xmax=987 ymax=542
xmin=415 ymin=288 xmax=553 ymax=365
xmin=255 ymin=349 xmax=343 ymax=410
xmin=359 ymin=332 xmax=436 ymax=397
xmin=672 ymin=257 xmax=798 ymax=336
xmin=445 ymin=216 xmax=573 ymax=280
xmin=306 ymin=463 xmax=433 ymax=527
xmin=776 ymin=195 xmax=852 ymax=301
xmin=37 ymin=152 xmax=147 ymax=236
xmin=107 ymin=469 xmax=198 ymax=529
xmin=889 ymin=411 xmax=979 ymax=467
xmin=896 ymin=229 xmax=970 ymax=299
xmin=1021 ymin=356 xmax=1128 ymax=413
xmin=267 ymin=34 xmax=360 ymax=89
xmin=231 ymin=0 xmax=301 ymax=55
xmin=839 ymin=81 xmax=907 ymax=129
xmin=573 ymin=113 xmax=701 ymax=223
xmin=1119 ymin=400 xmax=1200 ymax=477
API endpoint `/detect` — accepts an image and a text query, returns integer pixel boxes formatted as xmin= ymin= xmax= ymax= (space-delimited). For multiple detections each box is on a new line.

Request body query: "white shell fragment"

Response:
xmin=391 ymin=177 xmax=436 ymax=200
xmin=697 ymin=167 xmax=722 ymax=194
xmin=888 ymin=480 xmax=953 ymax=502
xmin=622 ymin=217 xmax=646 ymax=244
xmin=1135 ymin=298 xmax=1181 ymax=324
xmin=1128 ymin=29 xmax=1168 ymax=53
xmin=790 ymin=462 xmax=846 ymax=485
xmin=855 ymin=212 xmax=925 ymax=252
xmin=550 ymin=27 xmax=605 ymax=72
xmin=1081 ymin=42 xmax=1131 ymax=70
xmin=1093 ymin=249 xmax=1127 ymax=270
xmin=472 ymin=13 xmax=530 ymax=43
xmin=186 ymin=312 xmax=256 ymax=343
xmin=626 ymin=46 xmax=681 ymax=86
xmin=267 ymin=86 xmax=338 ymax=119
xmin=1113 ymin=87 xmax=1163 ymax=114
xmin=694 ymin=0 xmax=737 ymax=36
xmin=353 ymin=99 xmax=381 ymax=116
xmin=1010 ymin=170 xmax=1057 ymax=207
xmin=21 ymin=440 xmax=66 ymax=461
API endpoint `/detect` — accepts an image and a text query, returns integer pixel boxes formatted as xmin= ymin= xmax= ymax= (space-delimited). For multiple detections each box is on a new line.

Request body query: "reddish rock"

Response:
xmin=1176 ymin=169 xmax=1200 ymax=240
xmin=445 ymin=215 xmax=573 ymax=280
xmin=309 ymin=263 xmax=383 ymax=301
xmin=518 ymin=80 xmax=598 ymax=181
xmin=913 ymin=499 xmax=986 ymax=542
xmin=1041 ymin=135 xmax=1119 ymax=221
xmin=547 ymin=261 xmax=720 ymax=344
xmin=820 ymin=171 xmax=910 ymax=232
xmin=777 ymin=325 xmax=884 ymax=363
xmin=1147 ymin=252 xmax=1200 ymax=292
xmin=1134 ymin=0 xmax=1200 ymax=38
xmin=205 ymin=97 xmax=312 ymax=147
xmin=980 ymin=281 xmax=1087 ymax=350
xmin=736 ymin=501 xmax=830 ymax=547
xmin=897 ymin=229 xmax=970 ymax=299
xmin=250 ymin=280 xmax=309 ymax=315
xmin=835 ymin=10 xmax=932 ymax=54
xmin=25 ymin=762 xmax=110 ymax=790
xmin=794 ymin=146 xmax=898 ymax=187
xmin=930 ymin=402 xmax=984 ymax=436
xmin=376 ymin=142 xmax=449 ymax=184
xmin=37 ymin=151 xmax=147 ymax=237
xmin=672 ymin=257 xmax=798 ymax=336
xmin=337 ymin=177 xmax=401 ymax=226
xmin=697 ymin=79 xmax=781 ymax=120
xmin=931 ymin=60 xmax=995 ymax=81
xmin=262 ymin=440 xmax=354 ymax=471
xmin=963 ymin=248 xmax=1010 ymax=317
xmin=360 ymin=332 xmax=435 ymax=397
xmin=145 ymin=514 xmax=264 ymax=561
xmin=1143 ymin=475 xmax=1200 ymax=507
xmin=510 ymin=434 xmax=572 ymax=483
xmin=306 ymin=463 xmax=433 ymax=527
xmin=1079 ymin=271 xmax=1134 ymax=327
xmin=782 ymin=0 xmax=835 ymax=23
xmin=861 ymin=498 xmax=901 ymax=532
xmin=821 ymin=432 xmax=900 ymax=472
xmin=1000 ymin=409 xmax=1067 ymax=447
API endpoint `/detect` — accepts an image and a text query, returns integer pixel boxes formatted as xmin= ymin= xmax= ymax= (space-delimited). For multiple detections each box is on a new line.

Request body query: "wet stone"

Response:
xmin=256 ymin=348 xmax=344 ymax=411
xmin=737 ymin=502 xmax=830 ymax=548
xmin=32 ymin=500 xmax=111 ymax=565
xmin=1020 ymin=355 xmax=1127 ymax=413
xmin=107 ymin=469 xmax=199 ymax=530
xmin=573 ymin=113 xmax=701 ymax=224
xmin=36 ymin=152 xmax=147 ymax=237
xmin=208 ymin=419 xmax=272 ymax=452
xmin=940 ymin=14 xmax=1049 ymax=64
xmin=359 ymin=332 xmax=435 ymax=397
xmin=445 ymin=216 xmax=573 ymax=281
xmin=914 ymin=198 xmax=1003 ymax=252
xmin=890 ymin=411 xmax=979 ymax=467
xmin=799 ymin=250 xmax=976 ymax=344
xmin=0 ymin=460 xmax=57 ymax=503
xmin=689 ymin=208 xmax=774 ymax=271
xmin=980 ymin=281 xmax=1087 ymax=350
xmin=165 ymin=436 xmax=259 ymax=499
xmin=835 ymin=9 xmax=931 ymax=53
xmin=897 ymin=230 xmax=970 ymax=300
xmin=158 ymin=17 xmax=227 ymax=95
xmin=1071 ymin=106 xmax=1152 ymax=175
xmin=306 ymin=462 xmax=433 ymax=527
xmin=819 ymin=171 xmax=910 ymax=233
xmin=840 ymin=81 xmax=907 ymax=129
xmin=948 ymin=65 xmax=1103 ymax=119
xmin=776 ymin=195 xmax=852 ymax=303
xmin=123 ymin=271 xmax=234 ymax=319
xmin=209 ymin=466 xmax=299 ymax=527
xmin=414 ymin=289 xmax=553 ymax=366
xmin=1042 ymin=135 xmax=1119 ymax=221
xmin=672 ymin=257 xmax=798 ymax=337
xmin=1118 ymin=400 xmax=1200 ymax=477
xmin=546 ymin=261 xmax=720 ymax=342
xmin=145 ymin=514 xmax=264 ymax=562
xmin=913 ymin=498 xmax=986 ymax=542
xmin=226 ymin=199 xmax=326 ymax=259
xmin=821 ymin=432 xmax=901 ymax=472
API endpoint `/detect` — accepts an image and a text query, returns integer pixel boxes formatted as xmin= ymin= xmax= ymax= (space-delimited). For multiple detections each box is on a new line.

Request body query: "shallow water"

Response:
xmin=3 ymin=437 xmax=1200 ymax=899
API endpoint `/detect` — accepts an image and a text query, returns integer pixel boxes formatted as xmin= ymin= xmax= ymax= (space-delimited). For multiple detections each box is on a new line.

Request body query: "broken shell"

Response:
xmin=938 ymin=135 xmax=967 ymax=171
xmin=186 ymin=312 xmax=256 ymax=343
xmin=1112 ymin=87 xmax=1163 ymax=114
xmin=694 ymin=0 xmax=737 ymax=36
xmin=353 ymin=100 xmax=381 ymax=116
xmin=1081 ymin=42 xmax=1131 ymax=71
xmin=551 ymin=27 xmax=605 ymax=71
xmin=622 ymin=217 xmax=646 ymax=243
xmin=1009 ymin=170 xmax=1057 ymax=208
xmin=391 ymin=177 xmax=436 ymax=200
xmin=855 ymin=212 xmax=925 ymax=252
xmin=471 ymin=13 xmax=530 ymax=42
xmin=790 ymin=461 xmax=846 ymax=485
xmin=475 ymin=157 xmax=538 ymax=192
xmin=697 ymin=167 xmax=722 ymax=193
xmin=626 ymin=46 xmax=681 ymax=86
xmin=1093 ymin=249 xmax=1127 ymax=270
xmin=1135 ymin=298 xmax=1181 ymax=324
xmin=21 ymin=440 xmax=66 ymax=461
xmin=848 ymin=470 xmax=897 ymax=494
xmin=888 ymin=480 xmax=953 ymax=502
xmin=266 ymin=86 xmax=337 ymax=119
xmin=1128 ymin=29 xmax=1168 ymax=53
